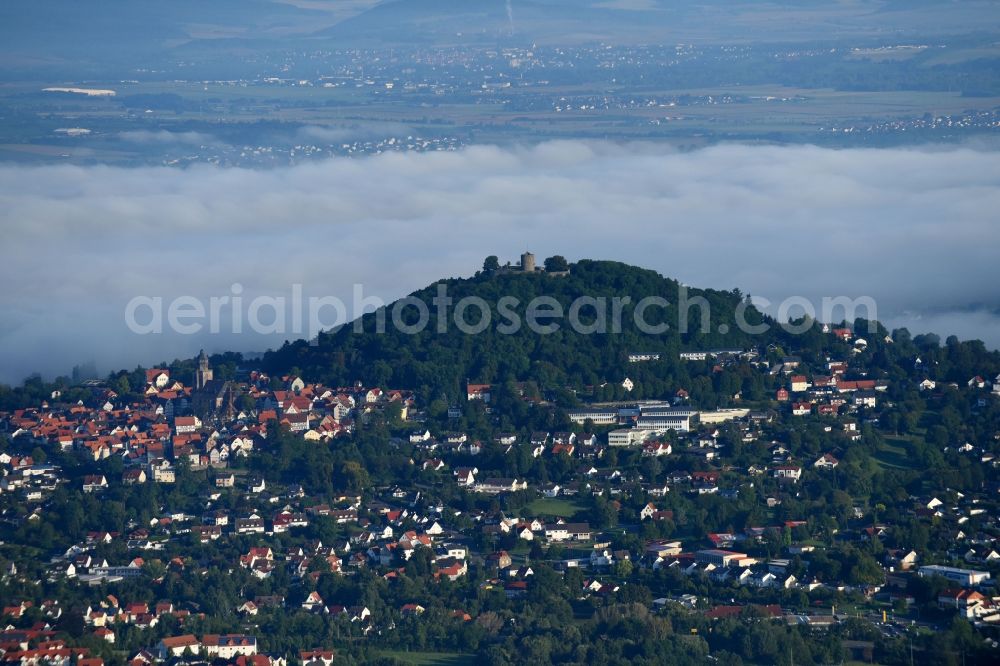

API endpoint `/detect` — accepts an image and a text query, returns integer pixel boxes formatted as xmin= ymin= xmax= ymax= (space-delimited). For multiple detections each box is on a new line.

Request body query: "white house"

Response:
xmin=157 ymin=636 xmax=201 ymax=659
xmin=590 ymin=549 xmax=615 ymax=568
xmin=545 ymin=523 xmax=593 ymax=542
xmin=773 ymin=465 xmax=802 ymax=482
xmin=472 ymin=478 xmax=527 ymax=494
xmin=202 ymin=635 xmax=257 ymax=659
xmin=454 ymin=467 xmax=477 ymax=487
xmin=813 ymin=453 xmax=839 ymax=470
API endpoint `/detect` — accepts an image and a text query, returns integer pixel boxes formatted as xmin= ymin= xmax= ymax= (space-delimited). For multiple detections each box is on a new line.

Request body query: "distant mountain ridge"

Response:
xmin=2 ymin=0 xmax=990 ymax=76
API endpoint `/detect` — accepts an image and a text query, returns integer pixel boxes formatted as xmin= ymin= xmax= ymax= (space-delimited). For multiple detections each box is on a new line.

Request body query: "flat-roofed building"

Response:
xmin=696 ymin=549 xmax=755 ymax=568
xmin=608 ymin=428 xmax=655 ymax=447
xmin=637 ymin=407 xmax=698 ymax=433
xmin=699 ymin=408 xmax=750 ymax=424
xmin=567 ymin=408 xmax=618 ymax=425
xmin=918 ymin=565 xmax=990 ymax=586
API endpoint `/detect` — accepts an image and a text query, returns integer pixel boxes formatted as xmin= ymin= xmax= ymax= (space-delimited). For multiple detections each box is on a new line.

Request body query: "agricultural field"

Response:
xmin=1 ymin=33 xmax=998 ymax=166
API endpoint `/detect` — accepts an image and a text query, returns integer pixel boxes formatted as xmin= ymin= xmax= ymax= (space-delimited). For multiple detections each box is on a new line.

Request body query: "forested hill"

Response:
xmin=262 ymin=259 xmax=825 ymax=401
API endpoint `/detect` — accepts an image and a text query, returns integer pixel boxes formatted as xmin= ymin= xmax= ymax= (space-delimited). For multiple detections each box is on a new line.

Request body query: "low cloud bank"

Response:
xmin=1 ymin=141 xmax=998 ymax=382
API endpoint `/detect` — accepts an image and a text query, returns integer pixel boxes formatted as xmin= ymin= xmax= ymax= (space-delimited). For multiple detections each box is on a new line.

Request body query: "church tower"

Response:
xmin=195 ymin=349 xmax=213 ymax=390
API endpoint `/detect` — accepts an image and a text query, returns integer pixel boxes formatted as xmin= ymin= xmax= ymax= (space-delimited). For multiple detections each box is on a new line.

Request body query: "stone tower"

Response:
xmin=521 ymin=251 xmax=536 ymax=273
xmin=195 ymin=349 xmax=213 ymax=390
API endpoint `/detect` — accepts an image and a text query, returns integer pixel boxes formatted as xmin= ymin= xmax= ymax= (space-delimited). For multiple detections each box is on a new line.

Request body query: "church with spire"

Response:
xmin=191 ymin=350 xmax=234 ymax=421
xmin=195 ymin=349 xmax=214 ymax=390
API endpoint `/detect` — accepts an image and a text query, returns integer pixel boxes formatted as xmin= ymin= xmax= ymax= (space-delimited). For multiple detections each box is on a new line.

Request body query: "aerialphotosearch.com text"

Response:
xmin=124 ymin=282 xmax=878 ymax=342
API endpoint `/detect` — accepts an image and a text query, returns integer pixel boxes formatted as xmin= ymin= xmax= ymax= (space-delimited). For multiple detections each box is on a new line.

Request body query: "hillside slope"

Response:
xmin=262 ymin=259 xmax=785 ymax=399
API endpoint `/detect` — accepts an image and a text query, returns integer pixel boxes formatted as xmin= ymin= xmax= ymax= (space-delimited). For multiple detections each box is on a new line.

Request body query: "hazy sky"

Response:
xmin=1 ymin=141 xmax=998 ymax=383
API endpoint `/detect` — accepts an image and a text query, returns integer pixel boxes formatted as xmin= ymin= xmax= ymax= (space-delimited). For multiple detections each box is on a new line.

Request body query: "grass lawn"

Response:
xmin=375 ymin=650 xmax=476 ymax=665
xmin=873 ymin=438 xmax=919 ymax=470
xmin=526 ymin=497 xmax=586 ymax=518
